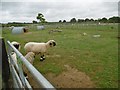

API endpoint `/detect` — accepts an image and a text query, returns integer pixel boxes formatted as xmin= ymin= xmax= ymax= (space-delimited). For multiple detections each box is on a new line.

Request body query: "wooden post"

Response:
xmin=0 ymin=38 xmax=10 ymax=88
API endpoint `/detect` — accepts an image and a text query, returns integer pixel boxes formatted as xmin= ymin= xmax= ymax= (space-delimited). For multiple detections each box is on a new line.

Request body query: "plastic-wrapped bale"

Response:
xmin=37 ymin=26 xmax=45 ymax=30
xmin=12 ymin=27 xmax=28 ymax=34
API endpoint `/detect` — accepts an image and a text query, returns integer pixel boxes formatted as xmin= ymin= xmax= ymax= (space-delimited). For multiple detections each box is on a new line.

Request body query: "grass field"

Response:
xmin=2 ymin=23 xmax=118 ymax=88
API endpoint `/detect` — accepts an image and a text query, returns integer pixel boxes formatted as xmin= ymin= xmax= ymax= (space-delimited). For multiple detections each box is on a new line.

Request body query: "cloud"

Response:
xmin=0 ymin=1 xmax=119 ymax=23
xmin=1 ymin=0 xmax=119 ymax=2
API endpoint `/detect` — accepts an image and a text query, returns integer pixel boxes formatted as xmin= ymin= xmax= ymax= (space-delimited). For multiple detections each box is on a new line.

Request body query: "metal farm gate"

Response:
xmin=6 ymin=40 xmax=55 ymax=89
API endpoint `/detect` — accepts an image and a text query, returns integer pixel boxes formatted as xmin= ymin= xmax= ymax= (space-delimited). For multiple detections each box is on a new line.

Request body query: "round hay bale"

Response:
xmin=12 ymin=27 xmax=28 ymax=34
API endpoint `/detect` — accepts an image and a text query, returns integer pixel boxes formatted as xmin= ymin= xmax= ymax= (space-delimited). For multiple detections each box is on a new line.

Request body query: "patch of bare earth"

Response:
xmin=45 ymin=65 xmax=95 ymax=88
xmin=27 ymin=64 xmax=95 ymax=88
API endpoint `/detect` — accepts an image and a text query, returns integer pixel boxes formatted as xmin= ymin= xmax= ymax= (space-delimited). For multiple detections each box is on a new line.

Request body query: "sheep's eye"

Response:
xmin=49 ymin=43 xmax=52 ymax=45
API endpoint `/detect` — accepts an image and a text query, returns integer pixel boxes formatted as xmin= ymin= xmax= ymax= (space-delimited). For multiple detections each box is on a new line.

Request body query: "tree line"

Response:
xmin=33 ymin=13 xmax=120 ymax=24
xmin=58 ymin=16 xmax=120 ymax=23
xmin=2 ymin=13 xmax=120 ymax=26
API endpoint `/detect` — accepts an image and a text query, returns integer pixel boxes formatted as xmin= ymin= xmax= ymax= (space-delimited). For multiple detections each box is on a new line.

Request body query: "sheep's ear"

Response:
xmin=53 ymin=42 xmax=56 ymax=46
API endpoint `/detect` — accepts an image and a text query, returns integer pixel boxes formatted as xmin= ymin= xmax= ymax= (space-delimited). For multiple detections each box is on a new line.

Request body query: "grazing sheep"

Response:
xmin=82 ymin=32 xmax=87 ymax=36
xmin=93 ymin=35 xmax=101 ymax=38
xmin=49 ymin=30 xmax=62 ymax=34
xmin=24 ymin=40 xmax=56 ymax=61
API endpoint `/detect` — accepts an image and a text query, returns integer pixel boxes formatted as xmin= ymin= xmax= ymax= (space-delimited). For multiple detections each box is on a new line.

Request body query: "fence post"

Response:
xmin=1 ymin=38 xmax=10 ymax=88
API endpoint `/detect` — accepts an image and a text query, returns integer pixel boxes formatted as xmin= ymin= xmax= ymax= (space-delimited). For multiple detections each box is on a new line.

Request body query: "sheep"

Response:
xmin=11 ymin=41 xmax=21 ymax=66
xmin=24 ymin=52 xmax=35 ymax=64
xmin=82 ymin=32 xmax=87 ymax=36
xmin=11 ymin=41 xmax=21 ymax=50
xmin=11 ymin=41 xmax=35 ymax=78
xmin=24 ymin=40 xmax=56 ymax=61
xmin=49 ymin=30 xmax=62 ymax=34
xmin=23 ymin=52 xmax=35 ymax=78
xmin=10 ymin=52 xmax=17 ymax=66
xmin=93 ymin=35 xmax=101 ymax=38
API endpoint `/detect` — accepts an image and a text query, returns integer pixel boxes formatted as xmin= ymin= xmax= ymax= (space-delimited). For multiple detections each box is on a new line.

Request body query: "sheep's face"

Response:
xmin=47 ymin=40 xmax=56 ymax=47
xmin=11 ymin=41 xmax=21 ymax=50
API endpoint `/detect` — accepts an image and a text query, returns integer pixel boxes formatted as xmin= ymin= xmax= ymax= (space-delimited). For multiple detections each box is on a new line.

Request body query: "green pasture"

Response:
xmin=2 ymin=23 xmax=118 ymax=88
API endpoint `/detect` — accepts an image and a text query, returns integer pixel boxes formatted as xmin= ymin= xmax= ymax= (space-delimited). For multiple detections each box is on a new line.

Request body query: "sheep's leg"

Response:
xmin=40 ymin=55 xmax=44 ymax=61
xmin=40 ymin=57 xmax=43 ymax=61
xmin=40 ymin=55 xmax=45 ymax=61
xmin=23 ymin=71 xmax=28 ymax=79
xmin=42 ymin=55 xmax=45 ymax=60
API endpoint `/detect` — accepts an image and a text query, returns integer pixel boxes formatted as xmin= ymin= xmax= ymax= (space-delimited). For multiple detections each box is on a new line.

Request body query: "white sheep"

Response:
xmin=82 ymin=32 xmax=87 ymax=36
xmin=93 ymin=35 xmax=101 ymax=38
xmin=11 ymin=41 xmax=35 ymax=78
xmin=11 ymin=41 xmax=21 ymax=50
xmin=24 ymin=40 xmax=56 ymax=61
xmin=11 ymin=41 xmax=21 ymax=67
xmin=10 ymin=52 xmax=18 ymax=67
xmin=23 ymin=52 xmax=35 ymax=77
xmin=25 ymin=52 xmax=35 ymax=64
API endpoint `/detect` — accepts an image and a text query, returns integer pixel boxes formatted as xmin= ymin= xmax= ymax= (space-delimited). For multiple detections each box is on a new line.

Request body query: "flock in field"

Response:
xmin=10 ymin=23 xmax=104 ymax=78
xmin=11 ymin=40 xmax=56 ymax=77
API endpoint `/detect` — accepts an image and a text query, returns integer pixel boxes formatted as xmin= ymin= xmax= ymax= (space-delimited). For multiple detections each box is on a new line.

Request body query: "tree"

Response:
xmin=94 ymin=19 xmax=98 ymax=22
xmin=108 ymin=16 xmax=120 ymax=23
xmin=70 ymin=18 xmax=77 ymax=23
xmin=78 ymin=19 xmax=84 ymax=23
xmin=63 ymin=20 xmax=66 ymax=23
xmin=101 ymin=17 xmax=108 ymax=23
xmin=32 ymin=20 xmax=37 ymax=24
xmin=85 ymin=18 xmax=90 ymax=22
xmin=98 ymin=18 xmax=102 ymax=23
xmin=36 ymin=13 xmax=46 ymax=23
xmin=59 ymin=20 xmax=62 ymax=22
xmin=90 ymin=19 xmax=94 ymax=22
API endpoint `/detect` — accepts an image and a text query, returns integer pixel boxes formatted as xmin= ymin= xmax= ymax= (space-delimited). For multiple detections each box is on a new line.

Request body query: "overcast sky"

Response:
xmin=0 ymin=0 xmax=119 ymax=23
